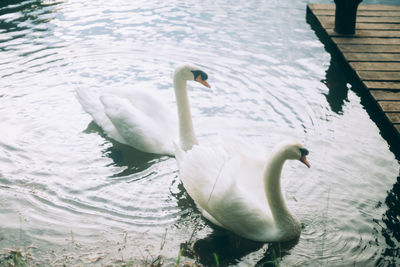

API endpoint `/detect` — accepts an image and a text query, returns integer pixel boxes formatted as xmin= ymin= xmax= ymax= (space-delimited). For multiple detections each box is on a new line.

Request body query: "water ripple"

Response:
xmin=0 ymin=0 xmax=399 ymax=265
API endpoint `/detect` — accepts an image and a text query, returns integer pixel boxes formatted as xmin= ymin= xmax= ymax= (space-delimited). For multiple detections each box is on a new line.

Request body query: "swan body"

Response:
xmin=76 ymin=64 xmax=210 ymax=155
xmin=175 ymin=141 xmax=310 ymax=242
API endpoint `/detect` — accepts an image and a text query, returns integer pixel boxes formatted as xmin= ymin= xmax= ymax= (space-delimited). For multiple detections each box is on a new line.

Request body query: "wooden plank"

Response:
xmin=358 ymin=5 xmax=400 ymax=11
xmin=350 ymin=62 xmax=400 ymax=71
xmin=360 ymin=19 xmax=400 ymax=26
xmin=363 ymin=81 xmax=400 ymax=90
xmin=328 ymin=29 xmax=400 ymax=38
xmin=309 ymin=4 xmax=400 ymax=11
xmin=357 ymin=17 xmax=400 ymax=24
xmin=357 ymin=71 xmax=400 ymax=81
xmin=343 ymin=53 xmax=400 ymax=62
xmin=378 ymin=101 xmax=400 ymax=112
xmin=312 ymin=14 xmax=400 ymax=24
xmin=356 ymin=23 xmax=400 ymax=30
xmin=307 ymin=4 xmax=334 ymax=10
xmin=338 ymin=44 xmax=400 ymax=53
xmin=322 ymin=23 xmax=400 ymax=31
xmin=386 ymin=113 xmax=400 ymax=124
xmin=308 ymin=3 xmax=400 ymax=140
xmin=322 ymin=22 xmax=400 ymax=30
xmin=358 ymin=11 xmax=400 ymax=17
xmin=312 ymin=9 xmax=400 ymax=17
xmin=333 ymin=37 xmax=400 ymax=45
xmin=370 ymin=90 xmax=400 ymax=100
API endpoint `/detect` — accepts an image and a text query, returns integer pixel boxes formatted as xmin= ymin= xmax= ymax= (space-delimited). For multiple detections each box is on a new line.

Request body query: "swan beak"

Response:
xmin=300 ymin=155 xmax=311 ymax=168
xmin=196 ymin=75 xmax=211 ymax=88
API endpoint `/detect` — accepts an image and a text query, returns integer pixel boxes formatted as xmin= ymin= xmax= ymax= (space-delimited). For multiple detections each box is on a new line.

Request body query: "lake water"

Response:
xmin=1 ymin=0 xmax=399 ymax=266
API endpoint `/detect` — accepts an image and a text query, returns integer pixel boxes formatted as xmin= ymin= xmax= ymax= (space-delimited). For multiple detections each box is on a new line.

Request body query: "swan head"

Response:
xmin=278 ymin=141 xmax=310 ymax=168
xmin=174 ymin=63 xmax=211 ymax=88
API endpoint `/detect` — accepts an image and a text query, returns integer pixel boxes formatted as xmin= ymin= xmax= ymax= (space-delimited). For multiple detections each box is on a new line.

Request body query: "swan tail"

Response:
xmin=75 ymin=87 xmax=102 ymax=117
xmin=76 ymin=88 xmax=125 ymax=143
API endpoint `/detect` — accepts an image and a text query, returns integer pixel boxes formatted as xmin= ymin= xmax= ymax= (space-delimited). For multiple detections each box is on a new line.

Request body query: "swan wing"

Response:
xmin=176 ymin=144 xmax=275 ymax=240
xmin=101 ymin=95 xmax=176 ymax=155
xmin=123 ymin=89 xmax=176 ymax=126
xmin=176 ymin=145 xmax=268 ymax=212
xmin=209 ymin=185 xmax=276 ymax=241
xmin=206 ymin=149 xmax=272 ymax=226
xmin=75 ymin=88 xmax=126 ymax=143
xmin=176 ymin=145 xmax=231 ymax=207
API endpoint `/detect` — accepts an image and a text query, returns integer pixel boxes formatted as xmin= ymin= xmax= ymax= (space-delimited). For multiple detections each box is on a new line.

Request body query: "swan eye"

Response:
xmin=191 ymin=70 xmax=208 ymax=81
xmin=299 ymin=148 xmax=309 ymax=156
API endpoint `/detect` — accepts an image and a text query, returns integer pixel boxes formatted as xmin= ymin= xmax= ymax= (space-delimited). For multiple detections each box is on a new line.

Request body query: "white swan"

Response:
xmin=76 ymin=64 xmax=210 ymax=155
xmin=175 ymin=141 xmax=310 ymax=242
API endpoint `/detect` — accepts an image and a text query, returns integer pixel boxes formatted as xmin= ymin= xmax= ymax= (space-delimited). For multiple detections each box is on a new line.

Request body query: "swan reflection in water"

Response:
xmin=180 ymin=223 xmax=299 ymax=266
xmin=172 ymin=181 xmax=300 ymax=266
xmin=83 ymin=121 xmax=166 ymax=177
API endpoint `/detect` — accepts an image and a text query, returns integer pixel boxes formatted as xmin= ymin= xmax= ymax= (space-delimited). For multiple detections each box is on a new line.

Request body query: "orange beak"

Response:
xmin=196 ymin=75 xmax=211 ymax=88
xmin=300 ymin=155 xmax=311 ymax=168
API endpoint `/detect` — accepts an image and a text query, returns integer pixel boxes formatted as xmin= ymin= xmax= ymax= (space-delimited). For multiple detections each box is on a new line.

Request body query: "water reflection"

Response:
xmin=189 ymin=232 xmax=264 ymax=266
xmin=307 ymin=6 xmax=400 ymax=267
xmin=306 ymin=7 xmax=350 ymax=116
xmin=0 ymin=0 xmax=399 ymax=265
xmin=105 ymin=145 xmax=166 ymax=177
xmin=378 ymin=175 xmax=400 ymax=266
xmin=171 ymin=182 xmax=197 ymax=211
xmin=1 ymin=0 xmax=64 ymax=79
xmin=322 ymin=59 xmax=349 ymax=115
xmin=0 ymin=0 xmax=60 ymax=32
xmin=172 ymin=180 xmax=299 ymax=266
xmin=179 ymin=229 xmax=299 ymax=266
xmin=83 ymin=121 xmax=166 ymax=177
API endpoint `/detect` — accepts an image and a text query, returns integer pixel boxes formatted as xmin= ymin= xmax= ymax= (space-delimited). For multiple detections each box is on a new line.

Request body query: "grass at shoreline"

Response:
xmin=0 ymin=246 xmax=212 ymax=267
xmin=0 ymin=249 xmax=30 ymax=267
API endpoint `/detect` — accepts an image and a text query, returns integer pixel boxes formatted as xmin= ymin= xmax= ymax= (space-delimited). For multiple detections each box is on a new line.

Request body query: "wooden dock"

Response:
xmin=307 ymin=4 xmax=400 ymax=147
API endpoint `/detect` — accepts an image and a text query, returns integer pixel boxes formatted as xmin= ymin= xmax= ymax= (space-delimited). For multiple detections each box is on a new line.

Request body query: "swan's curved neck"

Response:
xmin=264 ymin=149 xmax=292 ymax=224
xmin=174 ymin=74 xmax=198 ymax=151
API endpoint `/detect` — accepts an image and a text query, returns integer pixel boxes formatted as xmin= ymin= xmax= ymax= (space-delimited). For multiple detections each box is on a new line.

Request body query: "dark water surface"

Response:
xmin=1 ymin=0 xmax=399 ymax=266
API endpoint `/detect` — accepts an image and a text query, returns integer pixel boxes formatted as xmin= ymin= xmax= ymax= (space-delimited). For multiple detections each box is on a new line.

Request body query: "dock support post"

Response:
xmin=334 ymin=0 xmax=362 ymax=34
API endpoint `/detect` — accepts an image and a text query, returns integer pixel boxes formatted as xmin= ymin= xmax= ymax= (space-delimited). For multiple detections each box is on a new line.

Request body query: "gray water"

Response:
xmin=1 ymin=0 xmax=399 ymax=266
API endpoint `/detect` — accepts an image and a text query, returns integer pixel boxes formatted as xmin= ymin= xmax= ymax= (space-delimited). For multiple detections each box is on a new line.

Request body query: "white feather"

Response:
xmin=75 ymin=63 xmax=209 ymax=155
xmin=176 ymin=141 xmax=309 ymax=242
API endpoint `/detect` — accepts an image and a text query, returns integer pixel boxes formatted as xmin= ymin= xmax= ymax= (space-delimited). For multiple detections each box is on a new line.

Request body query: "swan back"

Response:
xmin=76 ymin=88 xmax=126 ymax=144
xmin=76 ymin=64 xmax=210 ymax=156
xmin=176 ymin=140 xmax=310 ymax=242
xmin=175 ymin=144 xmax=276 ymax=241
xmin=101 ymin=94 xmax=177 ymax=155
